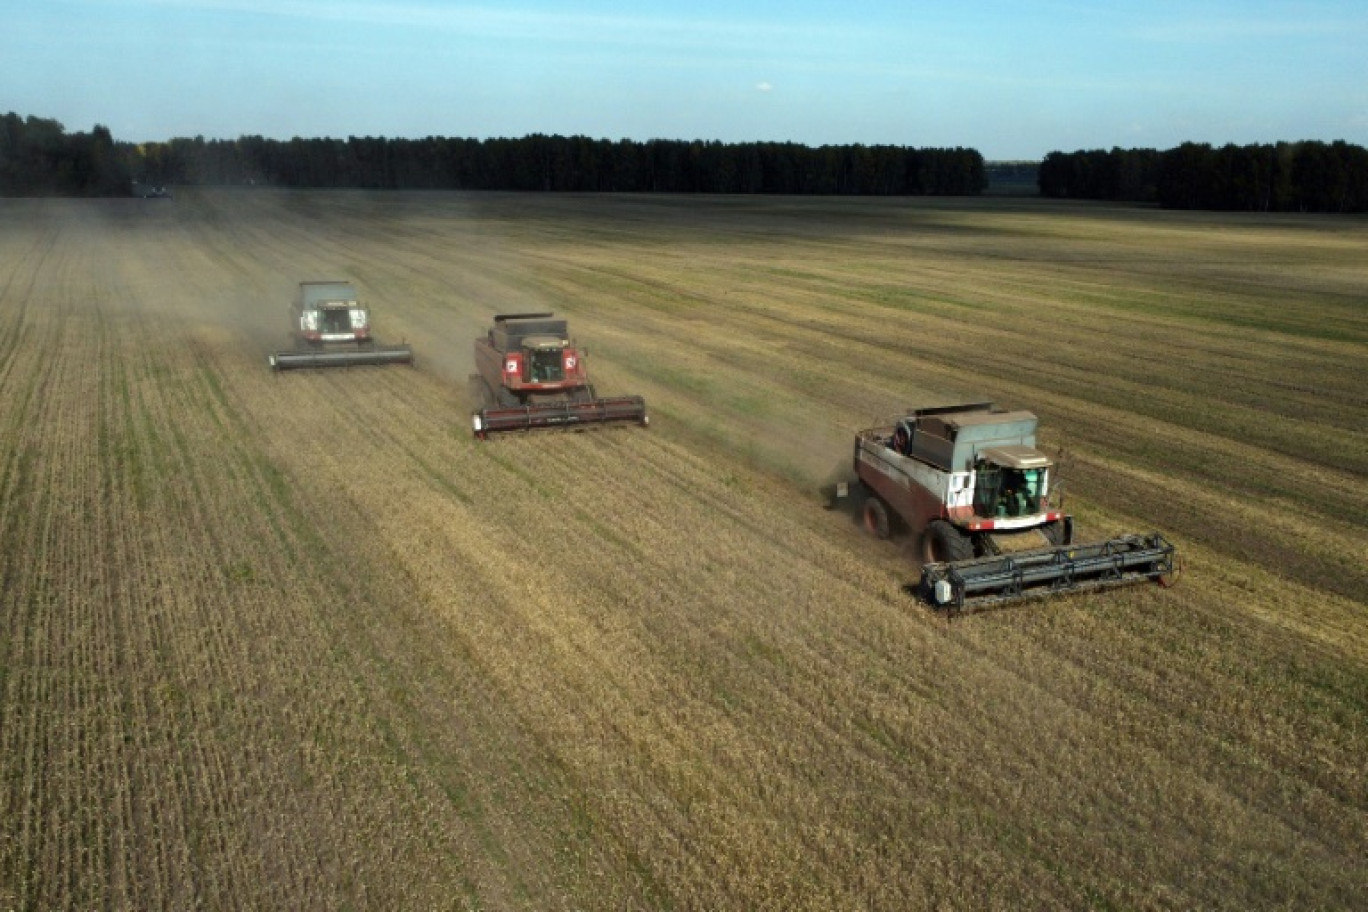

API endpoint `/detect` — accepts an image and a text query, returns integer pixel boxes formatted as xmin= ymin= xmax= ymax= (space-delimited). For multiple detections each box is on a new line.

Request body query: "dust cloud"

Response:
xmin=73 ymin=190 xmax=541 ymax=391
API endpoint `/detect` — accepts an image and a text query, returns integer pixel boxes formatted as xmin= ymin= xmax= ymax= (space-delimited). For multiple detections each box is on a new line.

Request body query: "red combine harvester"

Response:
xmin=469 ymin=313 xmax=648 ymax=438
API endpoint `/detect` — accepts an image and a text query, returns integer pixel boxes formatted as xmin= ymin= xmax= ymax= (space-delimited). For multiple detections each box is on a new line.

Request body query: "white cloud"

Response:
xmin=756 ymin=82 xmax=773 ymax=93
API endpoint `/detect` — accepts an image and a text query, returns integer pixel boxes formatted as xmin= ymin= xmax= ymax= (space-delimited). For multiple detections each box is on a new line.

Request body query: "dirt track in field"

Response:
xmin=1 ymin=191 xmax=1365 ymax=910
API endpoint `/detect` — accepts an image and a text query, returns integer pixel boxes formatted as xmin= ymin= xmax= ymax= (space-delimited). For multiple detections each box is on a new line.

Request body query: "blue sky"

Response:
xmin=4 ymin=0 xmax=1365 ymax=159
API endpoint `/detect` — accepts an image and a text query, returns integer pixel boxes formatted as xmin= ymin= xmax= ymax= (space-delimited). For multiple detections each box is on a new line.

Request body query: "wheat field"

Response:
xmin=1 ymin=191 xmax=1364 ymax=910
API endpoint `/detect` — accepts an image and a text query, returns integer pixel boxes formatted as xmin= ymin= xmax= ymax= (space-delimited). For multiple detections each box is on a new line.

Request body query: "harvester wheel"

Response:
xmin=922 ymin=520 xmax=973 ymax=564
xmin=468 ymin=375 xmax=493 ymax=408
xmin=1041 ymin=520 xmax=1068 ymax=547
xmin=863 ymin=498 xmax=892 ymax=540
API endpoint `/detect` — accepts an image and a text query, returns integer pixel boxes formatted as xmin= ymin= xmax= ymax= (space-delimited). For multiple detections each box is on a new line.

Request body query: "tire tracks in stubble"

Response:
xmin=7 ymin=194 xmax=1363 ymax=911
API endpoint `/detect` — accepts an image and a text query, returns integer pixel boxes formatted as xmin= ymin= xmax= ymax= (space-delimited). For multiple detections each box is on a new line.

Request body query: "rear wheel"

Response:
xmin=862 ymin=498 xmax=891 ymax=540
xmin=922 ymin=520 xmax=973 ymax=564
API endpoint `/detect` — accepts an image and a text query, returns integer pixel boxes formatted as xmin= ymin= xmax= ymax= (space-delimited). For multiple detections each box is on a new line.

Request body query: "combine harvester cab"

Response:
xmin=269 ymin=281 xmax=413 ymax=371
xmin=470 ymin=313 xmax=648 ymax=438
xmin=840 ymin=402 xmax=1177 ymax=613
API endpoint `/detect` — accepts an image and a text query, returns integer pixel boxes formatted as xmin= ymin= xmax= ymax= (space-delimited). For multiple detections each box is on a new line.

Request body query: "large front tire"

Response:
xmin=1041 ymin=519 xmax=1071 ymax=547
xmin=863 ymin=498 xmax=892 ymax=540
xmin=922 ymin=520 xmax=973 ymax=564
xmin=469 ymin=375 xmax=497 ymax=408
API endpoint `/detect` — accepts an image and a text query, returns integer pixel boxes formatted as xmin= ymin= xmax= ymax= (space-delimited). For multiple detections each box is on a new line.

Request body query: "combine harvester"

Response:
xmin=268 ymin=281 xmax=413 ymax=371
xmin=834 ymin=402 xmax=1177 ymax=613
xmin=470 ymin=313 xmax=648 ymax=438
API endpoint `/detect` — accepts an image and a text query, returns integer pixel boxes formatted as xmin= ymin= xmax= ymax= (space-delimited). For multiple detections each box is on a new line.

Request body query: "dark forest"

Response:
xmin=4 ymin=111 xmax=1366 ymax=211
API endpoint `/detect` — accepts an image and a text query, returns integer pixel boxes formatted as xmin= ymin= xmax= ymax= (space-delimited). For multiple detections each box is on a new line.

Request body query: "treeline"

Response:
xmin=1038 ymin=141 xmax=1368 ymax=212
xmin=9 ymin=108 xmax=1364 ymax=210
xmin=0 ymin=113 xmax=130 ymax=196
xmin=128 ymin=134 xmax=988 ymax=195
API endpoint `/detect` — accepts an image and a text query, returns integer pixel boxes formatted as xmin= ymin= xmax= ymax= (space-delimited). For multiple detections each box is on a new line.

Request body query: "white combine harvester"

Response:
xmin=268 ymin=281 xmax=413 ymax=371
xmin=836 ymin=402 xmax=1177 ymax=612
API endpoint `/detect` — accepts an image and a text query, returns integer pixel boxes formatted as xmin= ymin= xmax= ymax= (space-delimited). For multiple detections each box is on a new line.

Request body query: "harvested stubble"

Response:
xmin=0 ymin=192 xmax=1364 ymax=910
